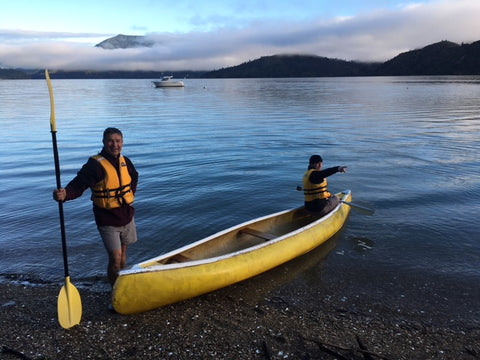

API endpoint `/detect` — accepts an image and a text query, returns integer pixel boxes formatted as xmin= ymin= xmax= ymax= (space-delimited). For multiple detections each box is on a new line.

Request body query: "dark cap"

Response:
xmin=309 ymin=155 xmax=323 ymax=164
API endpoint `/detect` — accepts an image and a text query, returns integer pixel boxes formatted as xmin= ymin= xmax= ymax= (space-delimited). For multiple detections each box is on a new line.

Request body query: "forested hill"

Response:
xmin=376 ymin=40 xmax=480 ymax=75
xmin=2 ymin=40 xmax=480 ymax=79
xmin=0 ymin=68 xmax=30 ymax=79
xmin=205 ymin=40 xmax=480 ymax=78
xmin=202 ymin=55 xmax=377 ymax=78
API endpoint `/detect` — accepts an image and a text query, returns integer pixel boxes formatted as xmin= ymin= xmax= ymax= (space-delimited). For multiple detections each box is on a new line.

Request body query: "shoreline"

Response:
xmin=1 ymin=251 xmax=479 ymax=359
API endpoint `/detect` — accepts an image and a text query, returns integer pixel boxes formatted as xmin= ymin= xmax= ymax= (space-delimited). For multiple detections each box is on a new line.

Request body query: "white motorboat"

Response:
xmin=152 ymin=76 xmax=185 ymax=88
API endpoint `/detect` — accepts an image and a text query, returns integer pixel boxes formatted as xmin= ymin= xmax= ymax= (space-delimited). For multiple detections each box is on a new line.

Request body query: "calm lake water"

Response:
xmin=1 ymin=76 xmax=479 ymax=290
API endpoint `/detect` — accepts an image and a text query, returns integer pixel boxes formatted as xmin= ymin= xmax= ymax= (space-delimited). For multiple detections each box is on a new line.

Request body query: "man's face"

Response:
xmin=103 ymin=133 xmax=123 ymax=157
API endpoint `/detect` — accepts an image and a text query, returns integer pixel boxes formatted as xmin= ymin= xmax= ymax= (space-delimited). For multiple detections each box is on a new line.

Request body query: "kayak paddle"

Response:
xmin=296 ymin=186 xmax=375 ymax=215
xmin=46 ymin=69 xmax=82 ymax=329
xmin=339 ymin=200 xmax=375 ymax=215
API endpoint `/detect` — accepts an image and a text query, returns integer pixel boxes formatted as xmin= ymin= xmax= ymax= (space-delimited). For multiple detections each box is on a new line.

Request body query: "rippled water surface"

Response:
xmin=1 ymin=76 xmax=479 ymax=284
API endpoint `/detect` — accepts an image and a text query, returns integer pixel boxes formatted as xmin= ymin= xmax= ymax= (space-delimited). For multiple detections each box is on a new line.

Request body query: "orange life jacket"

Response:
xmin=91 ymin=155 xmax=134 ymax=209
xmin=302 ymin=169 xmax=331 ymax=201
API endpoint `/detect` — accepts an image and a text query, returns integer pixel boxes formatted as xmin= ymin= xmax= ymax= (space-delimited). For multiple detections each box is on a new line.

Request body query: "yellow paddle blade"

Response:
xmin=45 ymin=69 xmax=57 ymax=132
xmin=58 ymin=276 xmax=82 ymax=329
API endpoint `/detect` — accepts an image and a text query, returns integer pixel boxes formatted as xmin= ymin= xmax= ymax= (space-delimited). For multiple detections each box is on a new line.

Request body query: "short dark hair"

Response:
xmin=309 ymin=155 xmax=323 ymax=165
xmin=103 ymin=127 xmax=123 ymax=141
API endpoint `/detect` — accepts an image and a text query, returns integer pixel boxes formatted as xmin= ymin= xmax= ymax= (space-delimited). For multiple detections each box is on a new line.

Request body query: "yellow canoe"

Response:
xmin=112 ymin=190 xmax=352 ymax=314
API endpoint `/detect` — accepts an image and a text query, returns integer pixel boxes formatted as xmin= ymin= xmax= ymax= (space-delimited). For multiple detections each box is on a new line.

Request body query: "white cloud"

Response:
xmin=1 ymin=0 xmax=479 ymax=71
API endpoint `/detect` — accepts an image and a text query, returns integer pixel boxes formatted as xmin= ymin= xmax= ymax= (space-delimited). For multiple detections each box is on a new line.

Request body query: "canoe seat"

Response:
xmin=240 ymin=228 xmax=277 ymax=241
xmin=166 ymin=253 xmax=191 ymax=264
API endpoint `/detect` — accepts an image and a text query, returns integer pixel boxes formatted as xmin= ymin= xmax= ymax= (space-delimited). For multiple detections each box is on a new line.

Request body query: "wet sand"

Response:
xmin=1 ymin=249 xmax=479 ymax=360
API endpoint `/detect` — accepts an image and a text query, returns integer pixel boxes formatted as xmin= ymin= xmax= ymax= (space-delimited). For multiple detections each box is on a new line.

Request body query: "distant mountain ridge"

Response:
xmin=203 ymin=54 xmax=375 ymax=78
xmin=377 ymin=40 xmax=480 ymax=75
xmin=0 ymin=68 xmax=30 ymax=79
xmin=202 ymin=54 xmax=376 ymax=78
xmin=95 ymin=34 xmax=155 ymax=49
xmin=205 ymin=40 xmax=480 ymax=78
xmin=95 ymin=35 xmax=480 ymax=77
xmin=2 ymin=38 xmax=480 ymax=79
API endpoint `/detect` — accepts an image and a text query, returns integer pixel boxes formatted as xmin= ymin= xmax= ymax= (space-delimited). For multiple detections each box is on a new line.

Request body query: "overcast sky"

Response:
xmin=1 ymin=0 xmax=479 ymax=71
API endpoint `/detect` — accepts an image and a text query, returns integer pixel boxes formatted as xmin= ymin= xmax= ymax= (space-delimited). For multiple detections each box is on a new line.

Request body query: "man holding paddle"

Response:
xmin=302 ymin=154 xmax=347 ymax=216
xmin=53 ymin=127 xmax=138 ymax=287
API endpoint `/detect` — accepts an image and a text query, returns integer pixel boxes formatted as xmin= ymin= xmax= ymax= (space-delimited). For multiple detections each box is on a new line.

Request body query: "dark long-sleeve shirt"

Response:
xmin=64 ymin=149 xmax=138 ymax=227
xmin=307 ymin=166 xmax=340 ymax=184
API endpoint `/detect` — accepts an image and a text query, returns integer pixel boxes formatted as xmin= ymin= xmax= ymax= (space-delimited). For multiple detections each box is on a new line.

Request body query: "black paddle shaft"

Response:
xmin=51 ymin=130 xmax=70 ymax=278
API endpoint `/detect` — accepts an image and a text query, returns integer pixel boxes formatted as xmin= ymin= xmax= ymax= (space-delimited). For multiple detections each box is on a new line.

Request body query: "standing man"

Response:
xmin=53 ymin=127 xmax=138 ymax=286
xmin=303 ymin=154 xmax=347 ymax=216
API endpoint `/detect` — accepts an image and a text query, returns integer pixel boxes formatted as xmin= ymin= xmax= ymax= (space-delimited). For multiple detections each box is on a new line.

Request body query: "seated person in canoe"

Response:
xmin=303 ymin=154 xmax=347 ymax=216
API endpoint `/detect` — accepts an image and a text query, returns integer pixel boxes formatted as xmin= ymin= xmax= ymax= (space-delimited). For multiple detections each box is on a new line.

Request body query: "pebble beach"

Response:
xmin=1 ymin=256 xmax=479 ymax=360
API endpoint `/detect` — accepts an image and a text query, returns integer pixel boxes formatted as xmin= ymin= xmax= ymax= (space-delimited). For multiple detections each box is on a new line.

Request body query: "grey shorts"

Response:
xmin=98 ymin=218 xmax=138 ymax=253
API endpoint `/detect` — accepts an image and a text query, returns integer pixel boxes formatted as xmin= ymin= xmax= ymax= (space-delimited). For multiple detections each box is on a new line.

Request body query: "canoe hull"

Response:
xmin=112 ymin=191 xmax=352 ymax=314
